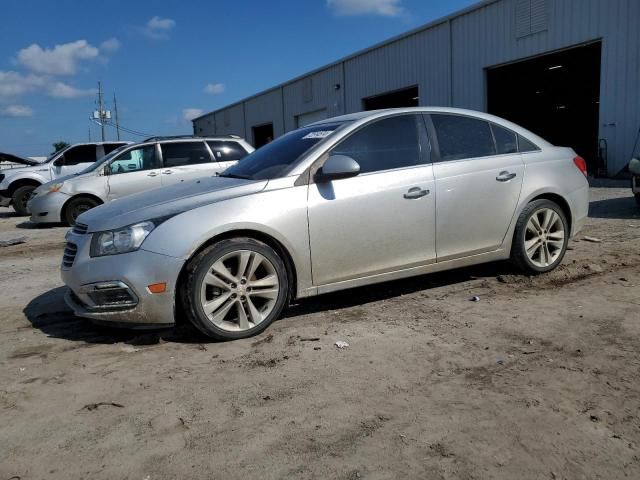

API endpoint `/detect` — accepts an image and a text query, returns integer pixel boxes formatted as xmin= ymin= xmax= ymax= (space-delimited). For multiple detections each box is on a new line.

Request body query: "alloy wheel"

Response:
xmin=524 ymin=207 xmax=566 ymax=268
xmin=198 ymin=249 xmax=280 ymax=332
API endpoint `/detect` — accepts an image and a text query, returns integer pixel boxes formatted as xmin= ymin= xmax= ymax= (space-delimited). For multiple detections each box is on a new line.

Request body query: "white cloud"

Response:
xmin=183 ymin=108 xmax=203 ymax=121
xmin=204 ymin=83 xmax=225 ymax=95
xmin=327 ymin=0 xmax=403 ymax=16
xmin=143 ymin=16 xmax=176 ymax=39
xmin=17 ymin=40 xmax=99 ymax=76
xmin=100 ymin=38 xmax=121 ymax=54
xmin=0 ymin=70 xmax=95 ymax=99
xmin=1 ymin=105 xmax=34 ymax=117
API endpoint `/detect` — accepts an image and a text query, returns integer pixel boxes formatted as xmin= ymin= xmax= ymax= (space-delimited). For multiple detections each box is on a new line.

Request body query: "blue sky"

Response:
xmin=0 ymin=0 xmax=475 ymax=156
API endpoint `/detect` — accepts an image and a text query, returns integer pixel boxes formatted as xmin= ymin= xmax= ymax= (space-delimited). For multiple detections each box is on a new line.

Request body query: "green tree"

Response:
xmin=52 ymin=141 xmax=70 ymax=153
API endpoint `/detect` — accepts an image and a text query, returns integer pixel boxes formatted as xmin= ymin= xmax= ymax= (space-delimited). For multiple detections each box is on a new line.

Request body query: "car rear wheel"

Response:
xmin=64 ymin=197 xmax=99 ymax=225
xmin=181 ymin=238 xmax=289 ymax=340
xmin=511 ymin=199 xmax=569 ymax=274
xmin=12 ymin=185 xmax=37 ymax=216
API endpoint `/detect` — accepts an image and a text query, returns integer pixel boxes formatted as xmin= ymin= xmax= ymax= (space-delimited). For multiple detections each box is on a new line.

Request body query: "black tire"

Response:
xmin=64 ymin=196 xmax=100 ymax=225
xmin=12 ymin=185 xmax=37 ymax=216
xmin=511 ymin=199 xmax=569 ymax=274
xmin=180 ymin=237 xmax=289 ymax=340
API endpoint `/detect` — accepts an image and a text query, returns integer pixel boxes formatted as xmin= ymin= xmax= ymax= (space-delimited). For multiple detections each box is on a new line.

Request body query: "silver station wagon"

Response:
xmin=61 ymin=108 xmax=589 ymax=340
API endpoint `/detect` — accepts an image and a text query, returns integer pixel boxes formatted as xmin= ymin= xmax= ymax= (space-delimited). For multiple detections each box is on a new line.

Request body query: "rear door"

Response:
xmin=206 ymin=140 xmax=250 ymax=171
xmin=159 ymin=141 xmax=216 ymax=186
xmin=427 ymin=113 xmax=524 ymax=261
xmin=106 ymin=144 xmax=162 ymax=200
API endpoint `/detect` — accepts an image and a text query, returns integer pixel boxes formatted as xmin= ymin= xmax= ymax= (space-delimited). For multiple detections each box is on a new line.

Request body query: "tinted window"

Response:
xmin=431 ymin=114 xmax=496 ymax=161
xmin=161 ymin=142 xmax=211 ymax=167
xmin=491 ymin=124 xmax=518 ymax=154
xmin=207 ymin=141 xmax=249 ymax=162
xmin=104 ymin=143 xmax=125 ymax=155
xmin=63 ymin=145 xmax=97 ymax=165
xmin=331 ymin=115 xmax=423 ymax=174
xmin=518 ymin=134 xmax=540 ymax=152
xmin=109 ymin=145 xmax=159 ymax=174
xmin=222 ymin=122 xmax=348 ymax=180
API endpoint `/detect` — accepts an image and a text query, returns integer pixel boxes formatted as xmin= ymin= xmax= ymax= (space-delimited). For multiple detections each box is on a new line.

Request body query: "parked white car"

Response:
xmin=28 ymin=136 xmax=254 ymax=225
xmin=0 ymin=142 xmax=129 ymax=215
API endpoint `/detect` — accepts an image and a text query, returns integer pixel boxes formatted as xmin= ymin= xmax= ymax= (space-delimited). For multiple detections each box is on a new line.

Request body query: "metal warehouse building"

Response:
xmin=192 ymin=0 xmax=640 ymax=176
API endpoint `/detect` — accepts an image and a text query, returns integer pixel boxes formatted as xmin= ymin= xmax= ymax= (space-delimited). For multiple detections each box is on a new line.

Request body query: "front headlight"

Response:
xmin=90 ymin=221 xmax=155 ymax=257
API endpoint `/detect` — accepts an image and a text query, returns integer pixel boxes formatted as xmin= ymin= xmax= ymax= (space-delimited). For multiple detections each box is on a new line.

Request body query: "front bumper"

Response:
xmin=28 ymin=191 xmax=68 ymax=223
xmin=0 ymin=191 xmax=11 ymax=207
xmin=61 ymin=230 xmax=184 ymax=326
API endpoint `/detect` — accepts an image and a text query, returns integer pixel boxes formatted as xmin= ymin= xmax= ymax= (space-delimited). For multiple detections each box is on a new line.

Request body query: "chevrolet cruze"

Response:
xmin=61 ymin=108 xmax=589 ymax=340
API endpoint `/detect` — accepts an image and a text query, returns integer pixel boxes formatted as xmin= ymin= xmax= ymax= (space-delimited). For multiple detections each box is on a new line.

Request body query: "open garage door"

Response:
xmin=487 ymin=42 xmax=601 ymax=174
xmin=363 ymin=86 xmax=419 ymax=111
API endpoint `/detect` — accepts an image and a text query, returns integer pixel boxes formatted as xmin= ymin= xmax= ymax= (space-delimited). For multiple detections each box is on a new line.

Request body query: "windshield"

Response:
xmin=77 ymin=144 xmax=130 ymax=174
xmin=221 ymin=121 xmax=349 ymax=180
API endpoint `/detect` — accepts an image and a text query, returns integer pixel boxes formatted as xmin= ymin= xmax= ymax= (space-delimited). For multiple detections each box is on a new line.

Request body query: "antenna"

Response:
xmin=97 ymin=81 xmax=105 ymax=141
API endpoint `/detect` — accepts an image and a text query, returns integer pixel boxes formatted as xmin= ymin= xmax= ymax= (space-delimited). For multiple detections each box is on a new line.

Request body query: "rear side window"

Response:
xmin=63 ymin=145 xmax=98 ymax=165
xmin=207 ymin=141 xmax=249 ymax=162
xmin=331 ymin=114 xmax=424 ymax=174
xmin=161 ymin=142 xmax=212 ymax=167
xmin=518 ymin=134 xmax=540 ymax=152
xmin=431 ymin=114 xmax=496 ymax=161
xmin=491 ymin=123 xmax=518 ymax=154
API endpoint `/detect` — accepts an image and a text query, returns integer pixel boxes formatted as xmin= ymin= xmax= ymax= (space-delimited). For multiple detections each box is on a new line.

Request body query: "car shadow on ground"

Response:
xmin=25 ymin=262 xmax=516 ymax=345
xmin=0 ymin=210 xmax=19 ymax=219
xmin=16 ymin=220 xmax=65 ymax=229
xmin=589 ymin=196 xmax=640 ymax=220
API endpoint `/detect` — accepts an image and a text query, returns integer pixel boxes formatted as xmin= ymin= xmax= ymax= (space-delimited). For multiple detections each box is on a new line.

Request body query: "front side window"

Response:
xmin=491 ymin=123 xmax=518 ymax=154
xmin=109 ymin=145 xmax=159 ymax=174
xmin=161 ymin=142 xmax=212 ymax=167
xmin=431 ymin=114 xmax=496 ymax=161
xmin=330 ymin=114 xmax=424 ymax=174
xmin=207 ymin=141 xmax=249 ymax=162
xmin=222 ymin=122 xmax=348 ymax=180
xmin=62 ymin=145 xmax=98 ymax=165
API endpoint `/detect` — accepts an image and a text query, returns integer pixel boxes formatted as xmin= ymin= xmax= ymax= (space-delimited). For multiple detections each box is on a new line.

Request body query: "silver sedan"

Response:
xmin=61 ymin=107 xmax=589 ymax=340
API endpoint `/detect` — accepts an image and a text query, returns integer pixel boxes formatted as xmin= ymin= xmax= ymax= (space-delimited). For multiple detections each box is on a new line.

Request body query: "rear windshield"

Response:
xmin=221 ymin=122 xmax=348 ymax=180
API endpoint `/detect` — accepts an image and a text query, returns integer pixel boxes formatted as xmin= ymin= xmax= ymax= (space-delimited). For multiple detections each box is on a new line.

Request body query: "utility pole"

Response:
xmin=88 ymin=126 xmax=91 ymax=142
xmin=97 ymin=81 xmax=105 ymax=141
xmin=113 ymin=93 xmax=121 ymax=141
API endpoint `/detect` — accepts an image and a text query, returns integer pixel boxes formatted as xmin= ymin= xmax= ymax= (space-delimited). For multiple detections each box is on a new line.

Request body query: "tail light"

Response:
xmin=573 ymin=156 xmax=588 ymax=176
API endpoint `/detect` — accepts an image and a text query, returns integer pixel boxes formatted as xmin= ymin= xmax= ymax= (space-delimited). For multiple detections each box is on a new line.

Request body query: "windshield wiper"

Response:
xmin=217 ymin=172 xmax=254 ymax=180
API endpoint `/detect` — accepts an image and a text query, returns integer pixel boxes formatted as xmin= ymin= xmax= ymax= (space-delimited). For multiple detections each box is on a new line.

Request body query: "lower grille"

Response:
xmin=62 ymin=242 xmax=78 ymax=268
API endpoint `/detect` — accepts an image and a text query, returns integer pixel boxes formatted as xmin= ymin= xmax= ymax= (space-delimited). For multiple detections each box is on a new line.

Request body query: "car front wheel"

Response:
xmin=12 ymin=185 xmax=37 ymax=216
xmin=511 ymin=199 xmax=569 ymax=274
xmin=64 ymin=197 xmax=100 ymax=225
xmin=181 ymin=238 xmax=289 ymax=340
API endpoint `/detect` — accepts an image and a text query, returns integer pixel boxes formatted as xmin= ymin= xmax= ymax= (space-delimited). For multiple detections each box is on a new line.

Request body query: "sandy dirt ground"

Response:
xmin=1 ymin=185 xmax=639 ymax=480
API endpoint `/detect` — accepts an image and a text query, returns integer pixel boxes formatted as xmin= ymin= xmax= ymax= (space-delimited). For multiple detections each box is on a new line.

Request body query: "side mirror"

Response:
xmin=315 ymin=155 xmax=360 ymax=182
xmin=53 ymin=156 xmax=65 ymax=167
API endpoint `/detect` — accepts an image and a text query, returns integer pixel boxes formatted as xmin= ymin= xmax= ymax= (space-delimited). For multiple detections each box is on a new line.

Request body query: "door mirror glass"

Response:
xmin=315 ymin=155 xmax=360 ymax=182
xmin=53 ymin=156 xmax=65 ymax=167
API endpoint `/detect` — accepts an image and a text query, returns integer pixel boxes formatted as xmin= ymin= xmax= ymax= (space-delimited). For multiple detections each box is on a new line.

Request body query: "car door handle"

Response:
xmin=162 ymin=170 xmax=173 ymax=174
xmin=496 ymin=171 xmax=517 ymax=182
xmin=147 ymin=172 xmax=158 ymax=177
xmin=403 ymin=187 xmax=430 ymax=199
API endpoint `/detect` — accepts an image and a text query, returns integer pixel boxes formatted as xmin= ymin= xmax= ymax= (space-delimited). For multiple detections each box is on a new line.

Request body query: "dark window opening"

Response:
xmin=362 ymin=86 xmax=419 ymax=111
xmin=487 ymin=41 xmax=601 ymax=174
xmin=252 ymin=123 xmax=274 ymax=149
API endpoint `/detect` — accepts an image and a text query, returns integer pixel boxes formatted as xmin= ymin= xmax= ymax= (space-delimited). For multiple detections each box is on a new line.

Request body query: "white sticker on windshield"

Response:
xmin=302 ymin=131 xmax=333 ymax=139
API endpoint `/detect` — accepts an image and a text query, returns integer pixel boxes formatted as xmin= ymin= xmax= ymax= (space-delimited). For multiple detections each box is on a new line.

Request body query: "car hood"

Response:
xmin=78 ymin=176 xmax=268 ymax=232
xmin=0 ymin=152 xmax=41 ymax=166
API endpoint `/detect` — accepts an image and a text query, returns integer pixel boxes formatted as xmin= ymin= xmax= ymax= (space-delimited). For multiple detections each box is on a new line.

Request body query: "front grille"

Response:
xmin=72 ymin=222 xmax=89 ymax=235
xmin=62 ymin=242 xmax=78 ymax=268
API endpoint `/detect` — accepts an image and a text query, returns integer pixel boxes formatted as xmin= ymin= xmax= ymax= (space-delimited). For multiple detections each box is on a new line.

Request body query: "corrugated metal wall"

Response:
xmin=193 ymin=0 xmax=639 ymax=175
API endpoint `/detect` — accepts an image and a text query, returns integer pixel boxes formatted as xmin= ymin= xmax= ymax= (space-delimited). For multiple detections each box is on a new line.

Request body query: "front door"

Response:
xmin=53 ymin=144 xmax=98 ymax=179
xmin=307 ymin=114 xmax=436 ymax=286
xmin=428 ymin=113 xmax=525 ymax=260
xmin=106 ymin=144 xmax=162 ymax=200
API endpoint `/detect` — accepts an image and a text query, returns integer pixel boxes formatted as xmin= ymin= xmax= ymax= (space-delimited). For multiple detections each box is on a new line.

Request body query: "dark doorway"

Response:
xmin=252 ymin=123 xmax=274 ymax=149
xmin=363 ymin=86 xmax=419 ymax=111
xmin=487 ymin=42 xmax=601 ymax=174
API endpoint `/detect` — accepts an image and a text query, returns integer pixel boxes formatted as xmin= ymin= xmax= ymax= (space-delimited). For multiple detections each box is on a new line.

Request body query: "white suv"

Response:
xmin=28 ymin=136 xmax=254 ymax=225
xmin=0 ymin=142 xmax=129 ymax=215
